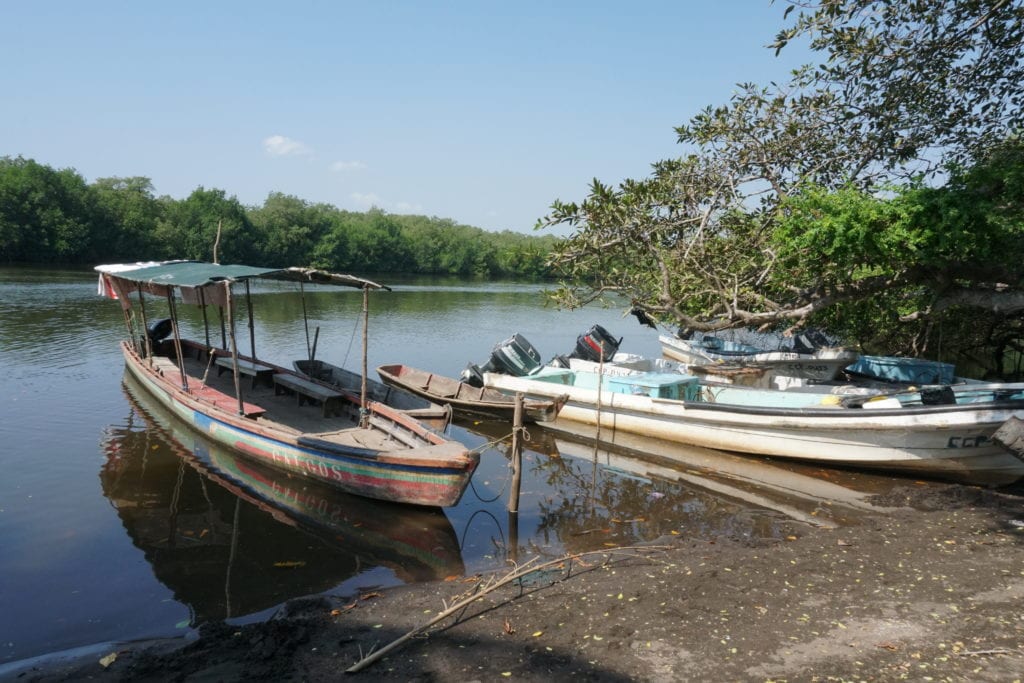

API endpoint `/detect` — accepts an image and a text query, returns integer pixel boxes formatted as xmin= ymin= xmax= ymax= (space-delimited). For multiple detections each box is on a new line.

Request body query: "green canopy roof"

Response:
xmin=96 ymin=261 xmax=389 ymax=290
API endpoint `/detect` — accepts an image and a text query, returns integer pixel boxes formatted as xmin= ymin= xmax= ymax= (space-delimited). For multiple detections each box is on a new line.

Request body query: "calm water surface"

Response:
xmin=0 ymin=267 xmax=901 ymax=665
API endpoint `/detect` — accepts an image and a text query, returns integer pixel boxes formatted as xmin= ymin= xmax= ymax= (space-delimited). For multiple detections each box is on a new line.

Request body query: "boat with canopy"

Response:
xmin=96 ymin=260 xmax=478 ymax=507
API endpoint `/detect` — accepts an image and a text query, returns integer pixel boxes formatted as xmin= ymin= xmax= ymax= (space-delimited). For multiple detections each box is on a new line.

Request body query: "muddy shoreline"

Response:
xmin=6 ymin=483 xmax=1024 ymax=682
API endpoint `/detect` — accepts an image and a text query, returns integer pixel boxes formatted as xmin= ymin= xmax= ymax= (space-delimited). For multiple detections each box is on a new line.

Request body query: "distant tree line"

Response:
xmin=0 ymin=156 xmax=558 ymax=278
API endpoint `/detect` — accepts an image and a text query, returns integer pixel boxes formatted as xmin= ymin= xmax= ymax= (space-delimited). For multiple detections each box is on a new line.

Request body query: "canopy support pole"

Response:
xmin=199 ymin=288 xmax=211 ymax=351
xmin=360 ymin=285 xmax=369 ymax=428
xmin=300 ymin=280 xmax=312 ymax=362
xmin=225 ymin=282 xmax=244 ymax=415
xmin=137 ymin=288 xmax=152 ymax=365
xmin=166 ymin=290 xmax=189 ymax=391
xmin=245 ymin=280 xmax=256 ymax=360
xmin=219 ymin=305 xmax=226 ymax=350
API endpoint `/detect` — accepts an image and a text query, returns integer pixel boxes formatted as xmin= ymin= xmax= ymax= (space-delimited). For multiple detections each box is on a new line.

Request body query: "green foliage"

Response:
xmin=91 ymin=176 xmax=163 ymax=259
xmin=769 ymin=138 xmax=1024 ymax=355
xmin=541 ymin=0 xmax=1024 ymax=373
xmin=0 ymin=157 xmax=97 ymax=263
xmin=0 ymin=156 xmax=556 ymax=280
xmin=772 ymin=0 xmax=1024 ymax=172
xmin=248 ymin=192 xmax=334 ymax=267
xmin=154 ymin=187 xmax=255 ymax=263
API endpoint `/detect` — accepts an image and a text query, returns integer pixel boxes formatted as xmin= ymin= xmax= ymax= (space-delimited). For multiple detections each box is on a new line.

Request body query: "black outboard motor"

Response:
xmin=140 ymin=318 xmax=173 ymax=357
xmin=791 ymin=329 xmax=830 ymax=354
xmin=461 ymin=333 xmax=544 ymax=387
xmin=147 ymin=318 xmax=173 ymax=343
xmin=570 ymin=324 xmax=622 ymax=363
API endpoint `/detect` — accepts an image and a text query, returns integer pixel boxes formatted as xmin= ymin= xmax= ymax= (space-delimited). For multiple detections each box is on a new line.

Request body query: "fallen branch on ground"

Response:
xmin=345 ymin=545 xmax=668 ymax=673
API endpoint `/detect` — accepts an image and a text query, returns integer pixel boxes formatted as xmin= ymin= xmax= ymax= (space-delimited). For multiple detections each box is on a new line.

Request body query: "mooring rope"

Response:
xmin=465 ymin=426 xmax=532 ymax=502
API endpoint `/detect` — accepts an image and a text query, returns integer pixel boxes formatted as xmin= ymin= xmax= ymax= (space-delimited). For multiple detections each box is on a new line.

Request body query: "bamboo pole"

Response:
xmin=300 ymin=280 xmax=311 ymax=361
xmin=199 ymin=288 xmax=210 ymax=351
xmin=360 ymin=285 xmax=369 ymax=427
xmin=245 ymin=280 xmax=256 ymax=360
xmin=219 ymin=305 xmax=227 ymax=350
xmin=225 ymin=282 xmax=244 ymax=415
xmin=166 ymin=290 xmax=189 ymax=391
xmin=136 ymin=287 xmax=151 ymax=363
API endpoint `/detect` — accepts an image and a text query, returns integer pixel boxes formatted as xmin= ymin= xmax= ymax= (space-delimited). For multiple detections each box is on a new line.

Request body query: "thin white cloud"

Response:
xmin=263 ymin=135 xmax=312 ymax=157
xmin=350 ymin=192 xmax=380 ymax=208
xmin=329 ymin=160 xmax=366 ymax=172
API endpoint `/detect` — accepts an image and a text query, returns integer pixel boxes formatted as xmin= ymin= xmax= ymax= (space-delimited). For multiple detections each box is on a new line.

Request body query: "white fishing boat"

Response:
xmin=483 ymin=364 xmax=1024 ymax=485
xmin=659 ymin=332 xmax=859 ymax=386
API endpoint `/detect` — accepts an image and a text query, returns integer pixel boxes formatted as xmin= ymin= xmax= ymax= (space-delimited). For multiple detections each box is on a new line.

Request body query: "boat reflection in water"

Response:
xmin=457 ymin=415 xmax=897 ymax=557
xmin=100 ymin=374 xmax=464 ymax=625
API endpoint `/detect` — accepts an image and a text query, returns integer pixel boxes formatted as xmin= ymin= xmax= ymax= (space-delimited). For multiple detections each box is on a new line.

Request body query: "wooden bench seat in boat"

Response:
xmin=273 ymin=373 xmax=345 ymax=417
xmin=149 ymin=357 xmax=267 ymax=418
xmin=191 ymin=382 xmax=267 ymax=418
xmin=214 ymin=356 xmax=275 ymax=388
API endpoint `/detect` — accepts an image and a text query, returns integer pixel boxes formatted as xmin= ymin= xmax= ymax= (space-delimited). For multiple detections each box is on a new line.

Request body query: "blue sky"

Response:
xmin=0 ymin=1 xmax=811 ymax=234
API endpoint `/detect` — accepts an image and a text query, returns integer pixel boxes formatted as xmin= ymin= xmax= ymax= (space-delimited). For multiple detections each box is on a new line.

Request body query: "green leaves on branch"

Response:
xmin=539 ymin=0 xmax=1024 ymax=362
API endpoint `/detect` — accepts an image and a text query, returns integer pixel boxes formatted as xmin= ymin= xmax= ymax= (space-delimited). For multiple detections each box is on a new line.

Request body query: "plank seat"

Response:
xmin=190 ymin=382 xmax=266 ymax=417
xmin=273 ymin=373 xmax=345 ymax=417
xmin=215 ymin=356 xmax=275 ymax=389
xmin=151 ymin=362 xmax=266 ymax=418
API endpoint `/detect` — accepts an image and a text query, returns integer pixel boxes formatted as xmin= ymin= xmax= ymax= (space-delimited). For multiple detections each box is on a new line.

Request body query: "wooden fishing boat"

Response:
xmin=96 ymin=261 xmax=478 ymax=507
xmin=377 ymin=363 xmax=567 ymax=423
xmin=483 ymin=364 xmax=1024 ymax=485
xmin=659 ymin=332 xmax=859 ymax=386
xmin=109 ymin=373 xmax=466 ymax=596
xmin=293 ymin=358 xmax=451 ymax=431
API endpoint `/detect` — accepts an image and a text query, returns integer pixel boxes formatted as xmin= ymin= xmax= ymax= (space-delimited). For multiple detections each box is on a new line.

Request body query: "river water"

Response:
xmin=0 ymin=266 xmax=901 ymax=666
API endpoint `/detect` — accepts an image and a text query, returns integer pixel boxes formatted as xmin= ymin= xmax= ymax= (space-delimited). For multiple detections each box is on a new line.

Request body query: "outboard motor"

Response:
xmin=139 ymin=318 xmax=173 ymax=357
xmin=461 ymin=333 xmax=544 ymax=387
xmin=792 ymin=329 xmax=830 ymax=354
xmin=147 ymin=318 xmax=173 ymax=343
xmin=570 ymin=324 xmax=622 ymax=363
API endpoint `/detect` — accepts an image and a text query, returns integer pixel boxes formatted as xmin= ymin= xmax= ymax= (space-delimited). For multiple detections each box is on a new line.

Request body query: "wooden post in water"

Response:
xmin=507 ymin=392 xmax=524 ymax=513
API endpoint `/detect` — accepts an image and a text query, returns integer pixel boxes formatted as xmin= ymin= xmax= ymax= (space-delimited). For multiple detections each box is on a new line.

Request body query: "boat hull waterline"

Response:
xmin=485 ymin=371 xmax=1024 ymax=485
xmin=124 ymin=343 xmax=477 ymax=506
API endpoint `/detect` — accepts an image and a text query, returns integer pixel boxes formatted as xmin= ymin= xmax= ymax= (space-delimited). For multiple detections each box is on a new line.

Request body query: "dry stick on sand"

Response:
xmin=345 ymin=545 xmax=669 ymax=673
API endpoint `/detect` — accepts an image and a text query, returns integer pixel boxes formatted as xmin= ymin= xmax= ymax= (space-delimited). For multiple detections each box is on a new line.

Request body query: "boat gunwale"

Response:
xmin=484 ymin=371 xmax=1024 ymax=423
xmin=124 ymin=342 xmax=477 ymax=472
xmin=377 ymin=363 xmax=566 ymax=422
